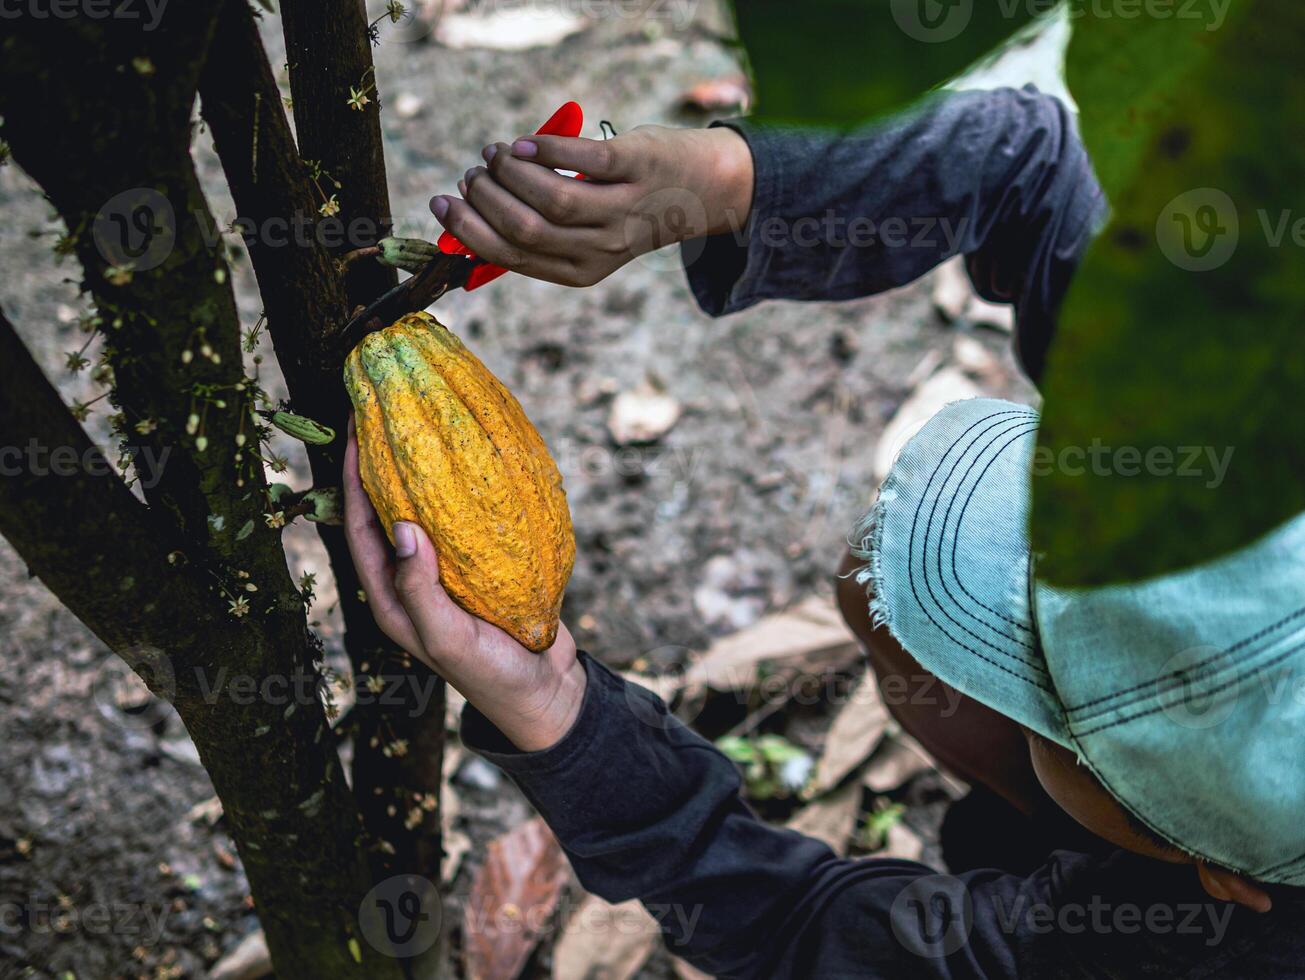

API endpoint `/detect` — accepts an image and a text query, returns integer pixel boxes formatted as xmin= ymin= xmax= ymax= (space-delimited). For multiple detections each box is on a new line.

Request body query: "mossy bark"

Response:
xmin=0 ymin=4 xmax=414 ymax=976
xmin=199 ymin=0 xmax=448 ymax=887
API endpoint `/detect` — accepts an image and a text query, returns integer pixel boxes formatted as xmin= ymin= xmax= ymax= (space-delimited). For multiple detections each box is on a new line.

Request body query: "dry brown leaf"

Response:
xmin=442 ymin=742 xmax=465 ymax=780
xmin=550 ymin=895 xmax=660 ymax=980
xmin=464 ymin=816 xmax=570 ymax=980
xmin=445 ymin=686 xmax=468 ymax=730
xmin=862 ymin=734 xmax=935 ymax=794
xmin=435 ymin=5 xmax=588 ymax=50
xmin=185 ymin=795 xmax=224 ymax=826
xmin=873 ymin=367 xmax=981 ymax=482
xmin=966 ymin=297 xmax=1015 ymax=333
xmin=680 ymin=76 xmax=752 ymax=113
xmin=931 ymin=255 xmax=973 ymax=322
xmin=442 ymin=827 xmax=472 ymax=886
xmin=607 ymin=380 xmax=682 ymax=445
xmin=785 ymin=781 xmax=861 ymax=855
xmin=952 ymin=335 xmax=1003 ymax=386
xmin=207 ymin=929 xmax=270 ymax=980
xmin=931 ymin=255 xmax=1014 ymax=332
xmin=686 ymin=596 xmax=858 ymax=693
xmin=810 ymin=673 xmax=890 ymax=795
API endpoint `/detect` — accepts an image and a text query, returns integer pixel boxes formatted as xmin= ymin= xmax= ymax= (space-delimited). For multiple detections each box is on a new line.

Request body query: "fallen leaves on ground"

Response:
xmin=435 ymin=3 xmax=588 ymax=50
xmin=207 ymin=929 xmax=270 ymax=980
xmin=877 ymin=821 xmax=925 ymax=862
xmin=440 ymin=769 xmax=471 ymax=886
xmin=687 ymin=595 xmax=859 ymax=693
xmin=185 ymin=796 xmax=224 ymax=826
xmin=873 ymin=367 xmax=981 ymax=482
xmin=809 ymin=672 xmax=891 ymax=796
xmin=679 ymin=76 xmax=752 ymax=113
xmin=551 ymin=894 xmax=661 ymax=980
xmin=607 ymin=379 xmax=682 ymax=445
xmin=931 ymin=255 xmax=1015 ymax=333
xmin=464 ymin=816 xmax=570 ymax=980
xmin=785 ymin=780 xmax=861 ymax=854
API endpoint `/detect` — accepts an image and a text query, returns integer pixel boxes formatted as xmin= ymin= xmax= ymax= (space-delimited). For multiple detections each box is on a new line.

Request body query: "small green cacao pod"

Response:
xmin=378 ymin=236 xmax=442 ymax=273
xmin=302 ymin=488 xmax=343 ymax=525
xmin=269 ymin=411 xmax=335 ymax=445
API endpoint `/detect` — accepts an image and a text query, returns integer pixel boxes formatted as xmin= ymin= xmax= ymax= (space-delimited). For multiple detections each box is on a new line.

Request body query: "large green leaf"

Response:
xmin=733 ymin=0 xmax=1040 ymax=125
xmin=1032 ymin=0 xmax=1305 ymax=584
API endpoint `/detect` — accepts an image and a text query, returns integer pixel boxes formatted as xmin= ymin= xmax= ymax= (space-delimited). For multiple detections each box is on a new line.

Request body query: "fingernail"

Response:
xmin=394 ymin=522 xmax=417 ymax=558
xmin=430 ymin=196 xmax=450 ymax=220
xmin=481 ymin=143 xmax=498 ymax=163
xmin=512 ymin=139 xmax=538 ymax=158
xmin=457 ymin=180 xmax=467 ymax=197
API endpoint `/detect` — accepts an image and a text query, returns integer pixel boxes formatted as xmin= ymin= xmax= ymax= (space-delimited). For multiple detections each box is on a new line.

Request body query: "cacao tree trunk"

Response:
xmin=0 ymin=1 xmax=442 ymax=975
xmin=196 ymin=0 xmax=449 ymax=887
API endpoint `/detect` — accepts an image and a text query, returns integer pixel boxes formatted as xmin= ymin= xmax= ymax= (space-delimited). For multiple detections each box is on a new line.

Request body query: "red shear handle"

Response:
xmin=438 ymin=101 xmax=585 ymax=290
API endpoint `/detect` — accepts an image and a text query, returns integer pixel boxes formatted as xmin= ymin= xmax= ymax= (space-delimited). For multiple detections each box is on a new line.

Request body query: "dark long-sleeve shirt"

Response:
xmin=683 ymin=85 xmax=1107 ymax=383
xmin=463 ymin=89 xmax=1305 ymax=977
xmin=464 ymin=654 xmax=1305 ymax=978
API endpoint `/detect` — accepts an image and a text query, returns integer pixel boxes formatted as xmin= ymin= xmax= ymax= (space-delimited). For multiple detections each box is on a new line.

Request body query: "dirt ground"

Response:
xmin=0 ymin=2 xmax=1050 ymax=976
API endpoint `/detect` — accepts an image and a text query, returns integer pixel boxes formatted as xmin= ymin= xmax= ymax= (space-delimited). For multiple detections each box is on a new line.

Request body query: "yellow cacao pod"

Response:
xmin=344 ymin=312 xmax=575 ymax=651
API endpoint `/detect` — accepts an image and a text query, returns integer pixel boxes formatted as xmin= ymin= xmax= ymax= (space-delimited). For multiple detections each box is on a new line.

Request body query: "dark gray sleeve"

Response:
xmin=460 ymin=654 xmax=1277 ymax=976
xmin=682 ymin=86 xmax=1106 ymax=382
xmin=460 ymin=652 xmax=1026 ymax=978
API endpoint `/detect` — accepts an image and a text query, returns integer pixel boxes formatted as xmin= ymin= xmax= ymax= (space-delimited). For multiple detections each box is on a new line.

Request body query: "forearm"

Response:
xmin=684 ymin=86 xmax=1107 ymax=382
xmin=460 ymin=653 xmax=1001 ymax=977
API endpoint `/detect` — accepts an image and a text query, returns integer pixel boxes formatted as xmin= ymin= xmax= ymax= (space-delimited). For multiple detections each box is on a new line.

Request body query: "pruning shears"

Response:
xmin=338 ymin=101 xmax=586 ymax=352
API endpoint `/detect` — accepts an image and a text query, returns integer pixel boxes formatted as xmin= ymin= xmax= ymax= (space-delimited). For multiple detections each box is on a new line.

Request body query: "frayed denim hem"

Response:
xmin=846 ymin=474 xmax=902 ymax=636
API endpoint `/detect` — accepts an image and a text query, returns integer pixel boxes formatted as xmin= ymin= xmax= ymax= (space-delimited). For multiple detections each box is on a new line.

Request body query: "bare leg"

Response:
xmin=835 ymin=548 xmax=1047 ymax=815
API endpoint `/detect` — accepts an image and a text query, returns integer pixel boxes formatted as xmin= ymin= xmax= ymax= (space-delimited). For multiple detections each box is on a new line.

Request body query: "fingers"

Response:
xmin=462 ymin=166 xmax=570 ymax=252
xmin=342 ymin=424 xmax=423 ymax=654
xmin=506 ymin=134 xmax=632 ymax=182
xmin=481 ymin=144 xmax=607 ymax=226
xmin=430 ymin=193 xmax=575 ymax=282
xmin=431 ymin=192 xmax=525 ymax=268
xmin=431 ymin=190 xmax=594 ymax=287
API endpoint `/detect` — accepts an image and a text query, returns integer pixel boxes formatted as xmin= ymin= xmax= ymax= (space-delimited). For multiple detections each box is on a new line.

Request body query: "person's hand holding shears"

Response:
xmin=430 ymin=102 xmax=754 ymax=288
xmin=339 ymin=101 xmax=754 ymax=349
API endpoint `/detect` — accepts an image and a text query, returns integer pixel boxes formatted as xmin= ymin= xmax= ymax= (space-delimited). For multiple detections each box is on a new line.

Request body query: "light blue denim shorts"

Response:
xmin=852 ymin=397 xmax=1305 ymax=883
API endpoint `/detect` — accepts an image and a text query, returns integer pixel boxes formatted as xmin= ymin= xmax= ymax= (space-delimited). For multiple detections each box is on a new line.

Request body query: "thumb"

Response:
xmin=391 ymin=522 xmax=477 ymax=665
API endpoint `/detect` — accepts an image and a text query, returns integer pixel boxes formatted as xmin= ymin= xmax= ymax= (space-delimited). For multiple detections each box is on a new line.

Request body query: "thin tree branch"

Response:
xmin=0 ymin=307 xmax=199 ymax=659
xmin=200 ymin=0 xmax=352 ymax=402
xmin=200 ymin=0 xmax=446 ymax=885
xmin=281 ymin=0 xmax=398 ymax=306
xmin=0 ymin=11 xmax=405 ymax=974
